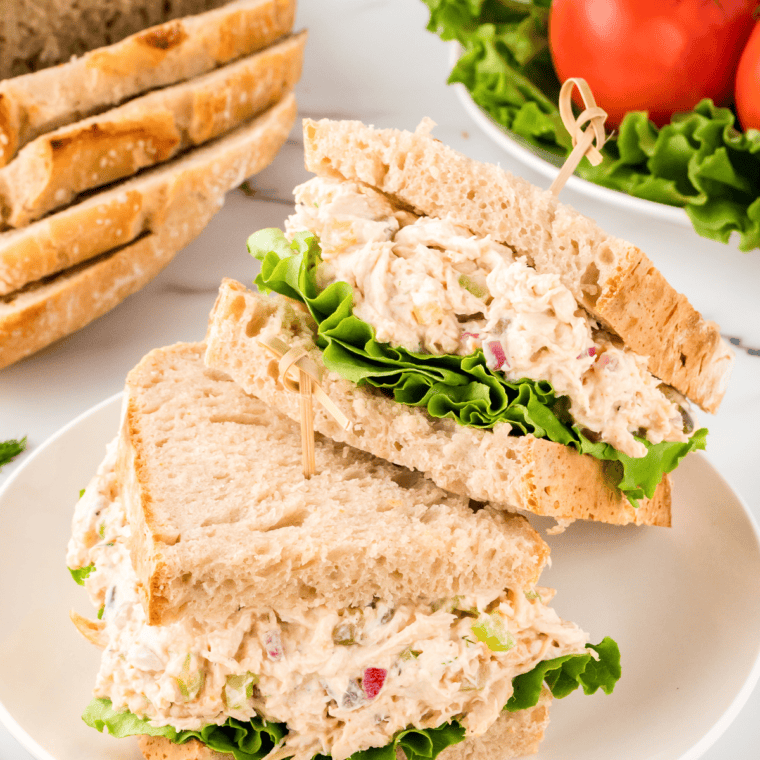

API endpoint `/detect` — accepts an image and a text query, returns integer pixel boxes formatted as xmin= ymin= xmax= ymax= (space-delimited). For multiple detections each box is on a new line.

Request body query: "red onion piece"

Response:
xmin=362 ymin=667 xmax=387 ymax=700
xmin=486 ymin=341 xmax=509 ymax=370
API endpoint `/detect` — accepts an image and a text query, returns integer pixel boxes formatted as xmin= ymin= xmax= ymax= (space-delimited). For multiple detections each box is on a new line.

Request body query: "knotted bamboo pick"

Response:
xmin=549 ymin=77 xmax=608 ymax=196
xmin=258 ymin=336 xmax=350 ymax=478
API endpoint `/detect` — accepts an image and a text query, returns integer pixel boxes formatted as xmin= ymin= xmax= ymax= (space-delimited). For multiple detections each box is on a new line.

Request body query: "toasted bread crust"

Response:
xmin=137 ymin=688 xmax=552 ymax=760
xmin=0 ymin=0 xmax=296 ymax=168
xmin=203 ymin=281 xmax=671 ymax=527
xmin=301 ymin=118 xmax=732 ymax=414
xmin=0 ymin=33 xmax=305 ymax=228
xmin=0 ymin=95 xmax=296 ymax=369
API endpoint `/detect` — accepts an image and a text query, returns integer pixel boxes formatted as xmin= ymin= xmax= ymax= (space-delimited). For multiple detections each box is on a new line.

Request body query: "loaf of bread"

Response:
xmin=0 ymin=94 xmax=296 ymax=369
xmin=0 ymin=0 xmax=300 ymax=368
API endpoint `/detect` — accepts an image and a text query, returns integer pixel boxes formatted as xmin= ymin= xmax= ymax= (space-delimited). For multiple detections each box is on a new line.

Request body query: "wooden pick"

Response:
xmin=259 ymin=337 xmax=351 ymax=479
xmin=549 ymin=77 xmax=608 ymax=196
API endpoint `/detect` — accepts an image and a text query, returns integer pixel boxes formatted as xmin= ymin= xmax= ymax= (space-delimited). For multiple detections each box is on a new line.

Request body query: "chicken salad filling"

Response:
xmin=285 ymin=177 xmax=693 ymax=459
xmin=67 ymin=447 xmax=591 ymax=760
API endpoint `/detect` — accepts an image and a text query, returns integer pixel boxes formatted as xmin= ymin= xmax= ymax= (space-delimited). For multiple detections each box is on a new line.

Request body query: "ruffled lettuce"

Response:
xmin=69 ymin=564 xmax=95 ymax=586
xmin=250 ymin=229 xmax=705 ymax=507
xmin=423 ymin=0 xmax=760 ymax=251
xmin=82 ymin=639 xmax=619 ymax=758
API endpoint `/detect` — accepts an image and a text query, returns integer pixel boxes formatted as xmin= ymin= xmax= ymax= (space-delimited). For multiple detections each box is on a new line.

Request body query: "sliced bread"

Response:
xmin=120 ymin=342 xmax=549 ymax=626
xmin=204 ymin=281 xmax=672 ymax=527
xmin=0 ymin=32 xmax=305 ymax=228
xmin=136 ymin=687 xmax=552 ymax=760
xmin=0 ymin=94 xmax=296 ymax=369
xmin=0 ymin=1 xmax=229 ymax=79
xmin=301 ymin=118 xmax=733 ymax=415
xmin=0 ymin=0 xmax=296 ymax=167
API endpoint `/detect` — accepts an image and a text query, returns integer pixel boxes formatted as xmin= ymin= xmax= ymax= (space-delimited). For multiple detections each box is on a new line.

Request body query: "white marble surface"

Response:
xmin=1 ymin=1 xmax=759 ymax=758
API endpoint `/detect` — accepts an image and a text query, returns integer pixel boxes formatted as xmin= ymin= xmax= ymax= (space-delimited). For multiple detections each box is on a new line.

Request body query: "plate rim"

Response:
xmin=447 ymin=42 xmax=693 ymax=228
xmin=1 ymin=392 xmax=760 ymax=760
xmin=0 ymin=392 xmax=123 ymax=760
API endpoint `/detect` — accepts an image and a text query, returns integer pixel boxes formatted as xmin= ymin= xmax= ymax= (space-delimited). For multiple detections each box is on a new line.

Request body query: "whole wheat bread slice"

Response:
xmin=0 ymin=1 xmax=230 ymax=80
xmin=0 ymin=0 xmax=296 ymax=168
xmin=0 ymin=32 xmax=305 ymax=228
xmin=0 ymin=95 xmax=295 ymax=369
xmin=121 ymin=342 xmax=549 ymax=626
xmin=136 ymin=687 xmax=552 ymax=760
xmin=301 ymin=118 xmax=733 ymax=415
xmin=204 ymin=281 xmax=672 ymax=528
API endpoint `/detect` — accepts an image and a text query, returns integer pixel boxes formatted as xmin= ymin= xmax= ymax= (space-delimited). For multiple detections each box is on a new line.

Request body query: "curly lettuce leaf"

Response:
xmin=506 ymin=637 xmax=621 ymax=711
xmin=69 ymin=564 xmax=95 ymax=586
xmin=83 ymin=698 xmax=464 ymax=760
xmin=83 ymin=639 xmax=619 ymax=758
xmin=251 ymin=230 xmax=705 ymax=506
xmin=423 ymin=0 xmax=760 ymax=250
xmin=0 ymin=437 xmax=26 ymax=469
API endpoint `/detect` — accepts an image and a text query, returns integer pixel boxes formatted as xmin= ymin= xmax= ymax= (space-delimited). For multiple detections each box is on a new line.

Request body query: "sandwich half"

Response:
xmin=67 ymin=342 xmax=620 ymax=760
xmin=203 ymin=117 xmax=732 ymax=528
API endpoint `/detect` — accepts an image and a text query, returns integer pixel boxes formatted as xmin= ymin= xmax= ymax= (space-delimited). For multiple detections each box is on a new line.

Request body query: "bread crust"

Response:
xmin=0 ymin=32 xmax=305 ymax=228
xmin=301 ymin=118 xmax=732 ymax=415
xmin=0 ymin=0 xmax=296 ymax=167
xmin=203 ymin=281 xmax=671 ymax=527
xmin=0 ymin=95 xmax=296 ymax=369
xmin=136 ymin=688 xmax=552 ymax=760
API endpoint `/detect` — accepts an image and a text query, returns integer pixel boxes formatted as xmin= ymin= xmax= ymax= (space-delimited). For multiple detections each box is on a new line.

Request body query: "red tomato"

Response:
xmin=735 ymin=19 xmax=760 ymax=130
xmin=549 ymin=0 xmax=756 ymax=128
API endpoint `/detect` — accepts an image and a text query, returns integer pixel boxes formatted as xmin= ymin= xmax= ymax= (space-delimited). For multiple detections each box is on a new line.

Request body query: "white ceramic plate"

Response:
xmin=1 ymin=395 xmax=760 ymax=760
xmin=448 ymin=44 xmax=694 ymax=228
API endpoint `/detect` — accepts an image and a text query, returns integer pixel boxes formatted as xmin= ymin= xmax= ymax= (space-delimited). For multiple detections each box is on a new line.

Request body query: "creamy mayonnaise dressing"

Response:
xmin=67 ymin=452 xmax=588 ymax=760
xmin=285 ymin=177 xmax=692 ymax=458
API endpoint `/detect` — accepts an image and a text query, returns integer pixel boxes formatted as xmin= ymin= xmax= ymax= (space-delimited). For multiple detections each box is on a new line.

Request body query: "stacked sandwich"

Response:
xmin=67 ymin=343 xmax=619 ymax=760
xmin=204 ymin=118 xmax=733 ymax=528
xmin=66 ymin=119 xmax=733 ymax=758
xmin=0 ymin=0 xmax=303 ymax=368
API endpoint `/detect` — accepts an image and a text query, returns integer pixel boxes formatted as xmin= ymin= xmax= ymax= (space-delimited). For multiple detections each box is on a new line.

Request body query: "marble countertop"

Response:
xmin=1 ymin=1 xmax=759 ymax=758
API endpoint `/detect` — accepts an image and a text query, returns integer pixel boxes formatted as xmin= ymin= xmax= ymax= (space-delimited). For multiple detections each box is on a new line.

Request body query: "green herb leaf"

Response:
xmin=506 ymin=637 xmax=621 ymax=711
xmin=97 ymin=606 xmax=104 ymax=620
xmin=423 ymin=1 xmax=760 ymax=250
xmin=69 ymin=565 xmax=95 ymax=586
xmin=0 ymin=437 xmax=26 ymax=469
xmin=250 ymin=230 xmax=706 ymax=505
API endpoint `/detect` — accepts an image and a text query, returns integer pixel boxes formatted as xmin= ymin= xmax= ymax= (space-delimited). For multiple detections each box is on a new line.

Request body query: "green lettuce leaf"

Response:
xmin=82 ymin=698 xmax=463 ymax=760
xmin=423 ymin=0 xmax=760 ymax=251
xmin=250 ymin=229 xmax=706 ymax=506
xmin=0 ymin=437 xmax=26 ymax=469
xmin=506 ymin=637 xmax=621 ymax=711
xmin=69 ymin=564 xmax=95 ymax=586
xmin=84 ymin=638 xmax=619 ymax=758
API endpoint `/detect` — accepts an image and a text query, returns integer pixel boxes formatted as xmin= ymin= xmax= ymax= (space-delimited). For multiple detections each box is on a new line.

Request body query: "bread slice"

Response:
xmin=136 ymin=687 xmax=552 ymax=760
xmin=0 ymin=1 xmax=230 ymax=80
xmin=0 ymin=0 xmax=296 ymax=168
xmin=204 ymin=281 xmax=672 ymax=528
xmin=301 ymin=118 xmax=733 ymax=415
xmin=0 ymin=88 xmax=299 ymax=297
xmin=0 ymin=32 xmax=305 ymax=228
xmin=0 ymin=95 xmax=296 ymax=369
xmin=120 ymin=342 xmax=549 ymax=626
